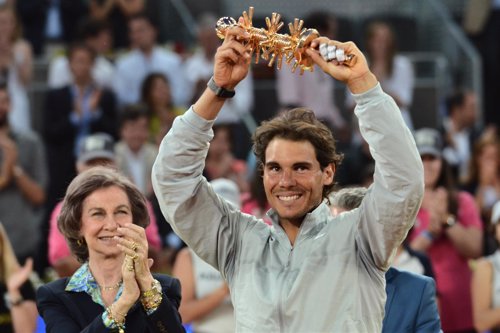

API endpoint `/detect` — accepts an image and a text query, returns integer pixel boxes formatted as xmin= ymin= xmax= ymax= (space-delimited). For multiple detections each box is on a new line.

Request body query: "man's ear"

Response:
xmin=323 ymin=163 xmax=335 ymax=185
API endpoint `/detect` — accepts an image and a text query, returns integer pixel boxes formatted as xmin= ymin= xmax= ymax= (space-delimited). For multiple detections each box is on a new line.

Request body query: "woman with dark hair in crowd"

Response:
xmin=409 ymin=128 xmax=482 ymax=333
xmin=140 ymin=73 xmax=184 ymax=145
xmin=0 ymin=222 xmax=38 ymax=333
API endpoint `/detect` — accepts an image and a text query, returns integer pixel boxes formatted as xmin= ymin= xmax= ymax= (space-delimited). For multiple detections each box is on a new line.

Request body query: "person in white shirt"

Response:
xmin=114 ymin=104 xmax=158 ymax=199
xmin=113 ymin=13 xmax=189 ymax=107
xmin=47 ymin=18 xmax=115 ymax=90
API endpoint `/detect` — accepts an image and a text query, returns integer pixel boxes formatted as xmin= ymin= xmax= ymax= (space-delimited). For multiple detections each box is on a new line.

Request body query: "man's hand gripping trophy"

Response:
xmin=215 ymin=6 xmax=355 ymax=74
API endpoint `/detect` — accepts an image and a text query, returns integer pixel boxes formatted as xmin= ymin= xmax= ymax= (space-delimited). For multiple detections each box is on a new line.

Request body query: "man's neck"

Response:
xmin=280 ymin=219 xmax=303 ymax=246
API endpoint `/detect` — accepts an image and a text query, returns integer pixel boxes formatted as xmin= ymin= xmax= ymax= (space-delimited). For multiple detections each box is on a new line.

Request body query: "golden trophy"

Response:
xmin=215 ymin=7 xmax=354 ymax=74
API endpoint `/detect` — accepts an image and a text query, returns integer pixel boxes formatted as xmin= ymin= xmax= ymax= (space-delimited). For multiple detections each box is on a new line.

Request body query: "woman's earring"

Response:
xmin=77 ymin=239 xmax=83 ymax=246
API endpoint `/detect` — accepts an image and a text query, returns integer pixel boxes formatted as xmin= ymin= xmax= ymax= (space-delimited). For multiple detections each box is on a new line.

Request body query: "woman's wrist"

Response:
xmin=137 ymin=274 xmax=155 ymax=292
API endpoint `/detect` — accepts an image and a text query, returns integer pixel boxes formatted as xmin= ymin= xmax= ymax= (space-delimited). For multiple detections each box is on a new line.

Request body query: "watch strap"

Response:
xmin=207 ymin=76 xmax=235 ymax=98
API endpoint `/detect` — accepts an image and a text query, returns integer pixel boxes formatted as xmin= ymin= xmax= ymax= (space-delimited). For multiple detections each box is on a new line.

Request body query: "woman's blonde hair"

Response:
xmin=0 ymin=222 xmax=20 ymax=283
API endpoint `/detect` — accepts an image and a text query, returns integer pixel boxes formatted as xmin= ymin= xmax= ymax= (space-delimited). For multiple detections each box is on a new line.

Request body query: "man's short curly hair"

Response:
xmin=252 ymin=108 xmax=343 ymax=199
xmin=58 ymin=167 xmax=150 ymax=263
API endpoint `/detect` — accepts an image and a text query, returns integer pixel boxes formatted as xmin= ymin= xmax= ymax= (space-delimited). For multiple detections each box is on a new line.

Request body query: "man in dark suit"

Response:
xmin=383 ymin=267 xmax=441 ymax=333
xmin=43 ymin=43 xmax=117 ymax=212
xmin=40 ymin=43 xmax=117 ymax=276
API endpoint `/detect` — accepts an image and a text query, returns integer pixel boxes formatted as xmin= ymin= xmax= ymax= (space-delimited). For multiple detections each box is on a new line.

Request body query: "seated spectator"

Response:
xmin=140 ymin=73 xmax=185 ymax=144
xmin=205 ymin=124 xmax=248 ymax=193
xmin=113 ymin=13 xmax=188 ymax=107
xmin=43 ymin=42 xmax=117 ymax=220
xmin=0 ymin=83 xmax=47 ymax=263
xmin=172 ymin=178 xmax=237 ymax=333
xmin=442 ymin=90 xmax=481 ymax=181
xmin=89 ymin=0 xmax=145 ymax=50
xmin=48 ymin=133 xmax=161 ymax=277
xmin=115 ymin=104 xmax=158 ymax=198
xmin=241 ymin=168 xmax=272 ymax=225
xmin=0 ymin=222 xmax=38 ymax=333
xmin=48 ymin=18 xmax=115 ymax=90
xmin=346 ymin=20 xmax=415 ymax=130
xmin=472 ymin=201 xmax=500 ymax=332
xmin=463 ymin=133 xmax=500 ymax=255
xmin=409 ymin=128 xmax=483 ymax=332
xmin=0 ymin=4 xmax=33 ymax=132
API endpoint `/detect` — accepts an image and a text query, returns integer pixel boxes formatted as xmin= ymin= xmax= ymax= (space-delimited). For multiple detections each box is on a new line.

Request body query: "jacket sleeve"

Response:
xmin=152 ymin=109 xmax=253 ymax=280
xmin=415 ymin=278 xmax=442 ymax=333
xmin=36 ymin=283 xmax=108 ymax=333
xmin=353 ymin=83 xmax=424 ymax=270
xmin=146 ymin=276 xmax=185 ymax=333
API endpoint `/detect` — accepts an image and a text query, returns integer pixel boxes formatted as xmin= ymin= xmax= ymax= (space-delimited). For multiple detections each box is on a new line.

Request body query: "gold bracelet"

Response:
xmin=107 ymin=304 xmax=126 ymax=333
xmin=141 ymin=279 xmax=163 ymax=311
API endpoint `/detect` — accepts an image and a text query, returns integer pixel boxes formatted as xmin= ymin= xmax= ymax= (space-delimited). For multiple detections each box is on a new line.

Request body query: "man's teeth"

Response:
xmin=279 ymin=195 xmax=300 ymax=201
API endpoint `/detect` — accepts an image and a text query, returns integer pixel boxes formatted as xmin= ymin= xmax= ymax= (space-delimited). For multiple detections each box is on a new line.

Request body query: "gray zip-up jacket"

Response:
xmin=152 ymin=83 xmax=424 ymax=332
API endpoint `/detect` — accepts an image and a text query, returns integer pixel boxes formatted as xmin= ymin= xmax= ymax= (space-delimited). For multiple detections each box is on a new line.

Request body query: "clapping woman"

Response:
xmin=0 ymin=222 xmax=38 ymax=333
xmin=36 ymin=167 xmax=184 ymax=332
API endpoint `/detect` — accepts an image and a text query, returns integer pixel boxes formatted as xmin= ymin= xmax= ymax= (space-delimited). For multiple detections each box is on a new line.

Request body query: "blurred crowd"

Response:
xmin=0 ymin=0 xmax=499 ymax=332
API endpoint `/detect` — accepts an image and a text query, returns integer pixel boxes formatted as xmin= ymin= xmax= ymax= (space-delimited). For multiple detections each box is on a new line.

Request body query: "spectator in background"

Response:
xmin=409 ymin=128 xmax=482 ymax=333
xmin=472 ymin=201 xmax=500 ymax=333
xmin=172 ymin=178 xmax=237 ymax=333
xmin=335 ymin=136 xmax=374 ymax=187
xmin=115 ymin=105 xmax=158 ymax=199
xmin=276 ymin=11 xmax=349 ymax=147
xmin=241 ymin=167 xmax=272 ymax=225
xmin=0 ymin=4 xmax=33 ymax=133
xmin=205 ymin=124 xmax=249 ymax=193
xmin=43 ymin=43 xmax=117 ymax=219
xmin=48 ymin=18 xmax=115 ymax=90
xmin=140 ymin=73 xmax=184 ymax=145
xmin=113 ymin=13 xmax=189 ymax=107
xmin=48 ymin=133 xmax=161 ymax=278
xmin=362 ymin=20 xmax=415 ymax=130
xmin=463 ymin=0 xmax=500 ymax=129
xmin=463 ymin=133 xmax=500 ymax=220
xmin=462 ymin=132 xmax=500 ymax=255
xmin=0 ymin=83 xmax=47 ymax=264
xmin=0 ymin=222 xmax=38 ymax=333
xmin=15 ymin=0 xmax=88 ymax=56
xmin=89 ymin=0 xmax=145 ymax=50
xmin=442 ymin=90 xmax=481 ymax=181
xmin=329 ymin=186 xmax=441 ymax=333
xmin=184 ymin=13 xmax=254 ymax=159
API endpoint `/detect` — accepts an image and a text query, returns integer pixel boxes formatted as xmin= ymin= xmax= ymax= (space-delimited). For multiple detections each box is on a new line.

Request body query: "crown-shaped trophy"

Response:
xmin=215 ymin=7 xmax=354 ymax=74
